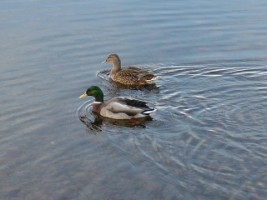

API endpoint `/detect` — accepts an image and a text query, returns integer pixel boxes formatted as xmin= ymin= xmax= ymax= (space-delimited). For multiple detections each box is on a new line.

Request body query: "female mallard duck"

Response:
xmin=79 ymin=86 xmax=156 ymax=119
xmin=103 ymin=54 xmax=158 ymax=86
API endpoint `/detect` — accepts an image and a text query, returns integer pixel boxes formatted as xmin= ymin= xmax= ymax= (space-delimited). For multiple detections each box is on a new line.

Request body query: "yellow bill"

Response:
xmin=79 ymin=93 xmax=88 ymax=99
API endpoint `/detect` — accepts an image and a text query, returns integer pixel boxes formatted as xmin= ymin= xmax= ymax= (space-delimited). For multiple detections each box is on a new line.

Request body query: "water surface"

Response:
xmin=1 ymin=0 xmax=267 ymax=199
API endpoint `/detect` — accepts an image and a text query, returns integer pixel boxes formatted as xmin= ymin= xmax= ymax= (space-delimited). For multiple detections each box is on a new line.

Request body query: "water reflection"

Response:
xmin=79 ymin=114 xmax=103 ymax=132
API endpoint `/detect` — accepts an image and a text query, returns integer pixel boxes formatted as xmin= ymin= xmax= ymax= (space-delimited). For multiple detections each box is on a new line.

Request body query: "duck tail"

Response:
xmin=145 ymin=76 xmax=159 ymax=84
xmin=142 ymin=108 xmax=157 ymax=115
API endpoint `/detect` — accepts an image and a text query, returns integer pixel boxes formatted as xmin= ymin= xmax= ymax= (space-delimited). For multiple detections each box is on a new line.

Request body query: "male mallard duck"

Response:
xmin=102 ymin=54 xmax=158 ymax=86
xmin=79 ymin=86 xmax=156 ymax=119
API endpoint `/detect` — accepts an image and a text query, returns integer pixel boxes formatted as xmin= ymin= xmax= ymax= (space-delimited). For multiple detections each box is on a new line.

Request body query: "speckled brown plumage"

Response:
xmin=103 ymin=54 xmax=158 ymax=86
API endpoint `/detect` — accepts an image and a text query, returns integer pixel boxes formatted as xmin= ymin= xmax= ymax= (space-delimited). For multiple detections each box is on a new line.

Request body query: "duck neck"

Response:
xmin=92 ymin=102 xmax=102 ymax=113
xmin=110 ymin=59 xmax=121 ymax=77
xmin=94 ymin=91 xmax=104 ymax=102
xmin=95 ymin=95 xmax=103 ymax=103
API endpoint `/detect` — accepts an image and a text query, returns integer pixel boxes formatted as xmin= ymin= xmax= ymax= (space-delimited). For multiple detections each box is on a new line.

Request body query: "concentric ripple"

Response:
xmin=90 ymin=65 xmax=267 ymax=198
xmin=75 ymin=64 xmax=267 ymax=199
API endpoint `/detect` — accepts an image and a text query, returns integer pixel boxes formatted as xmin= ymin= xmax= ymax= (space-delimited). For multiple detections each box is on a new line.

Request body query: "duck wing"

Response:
xmin=119 ymin=68 xmax=157 ymax=82
xmin=126 ymin=66 xmax=143 ymax=71
xmin=123 ymin=98 xmax=150 ymax=109
xmin=105 ymin=98 xmax=155 ymax=116
xmin=137 ymin=73 xmax=157 ymax=81
xmin=126 ymin=67 xmax=157 ymax=82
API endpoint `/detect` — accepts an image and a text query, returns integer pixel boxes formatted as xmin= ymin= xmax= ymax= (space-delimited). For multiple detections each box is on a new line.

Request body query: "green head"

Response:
xmin=79 ymin=86 xmax=104 ymax=102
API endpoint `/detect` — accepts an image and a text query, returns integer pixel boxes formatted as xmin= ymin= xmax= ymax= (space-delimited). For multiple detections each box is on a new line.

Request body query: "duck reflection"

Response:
xmin=112 ymin=81 xmax=159 ymax=91
xmin=79 ymin=114 xmax=103 ymax=132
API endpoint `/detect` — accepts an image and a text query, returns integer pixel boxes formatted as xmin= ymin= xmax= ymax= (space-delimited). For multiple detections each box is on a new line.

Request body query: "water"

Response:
xmin=1 ymin=0 xmax=267 ymax=199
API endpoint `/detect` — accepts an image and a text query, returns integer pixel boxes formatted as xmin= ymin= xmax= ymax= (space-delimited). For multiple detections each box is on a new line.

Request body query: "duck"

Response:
xmin=102 ymin=54 xmax=158 ymax=86
xmin=79 ymin=86 xmax=156 ymax=119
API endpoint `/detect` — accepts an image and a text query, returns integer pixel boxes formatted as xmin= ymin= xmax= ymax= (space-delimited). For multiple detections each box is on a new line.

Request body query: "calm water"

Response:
xmin=1 ymin=0 xmax=267 ymax=199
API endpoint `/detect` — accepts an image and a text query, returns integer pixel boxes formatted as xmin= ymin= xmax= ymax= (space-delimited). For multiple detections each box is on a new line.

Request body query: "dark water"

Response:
xmin=1 ymin=0 xmax=267 ymax=199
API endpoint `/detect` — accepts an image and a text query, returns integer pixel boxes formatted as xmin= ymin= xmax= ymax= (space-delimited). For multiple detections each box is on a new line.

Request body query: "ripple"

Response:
xmin=113 ymin=64 xmax=267 ymax=197
xmin=96 ymin=69 xmax=111 ymax=82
